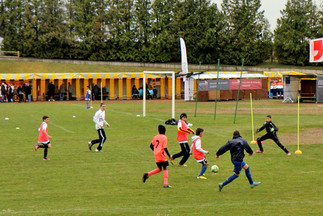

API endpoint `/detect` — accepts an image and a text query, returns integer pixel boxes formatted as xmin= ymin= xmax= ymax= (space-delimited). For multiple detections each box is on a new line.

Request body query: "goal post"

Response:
xmin=143 ymin=71 xmax=175 ymax=119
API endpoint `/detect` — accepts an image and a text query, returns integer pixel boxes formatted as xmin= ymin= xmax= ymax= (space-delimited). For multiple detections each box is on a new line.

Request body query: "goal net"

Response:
xmin=143 ymin=71 xmax=176 ymax=119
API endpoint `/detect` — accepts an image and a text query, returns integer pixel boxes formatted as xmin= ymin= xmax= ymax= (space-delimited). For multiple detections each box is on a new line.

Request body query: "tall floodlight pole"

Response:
xmin=214 ymin=59 xmax=220 ymax=120
xmin=233 ymin=59 xmax=244 ymax=124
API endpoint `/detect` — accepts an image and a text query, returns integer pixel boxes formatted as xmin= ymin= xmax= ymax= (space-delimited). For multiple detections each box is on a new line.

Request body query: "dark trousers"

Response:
xmin=257 ymin=133 xmax=289 ymax=153
xmin=39 ymin=143 xmax=50 ymax=159
xmin=172 ymin=142 xmax=190 ymax=165
xmin=91 ymin=129 xmax=106 ymax=150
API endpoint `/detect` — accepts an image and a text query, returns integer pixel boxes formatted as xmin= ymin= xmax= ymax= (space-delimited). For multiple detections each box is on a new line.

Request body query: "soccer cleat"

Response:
xmin=287 ymin=152 xmax=291 ymax=156
xmin=35 ymin=144 xmax=40 ymax=151
xmin=95 ymin=149 xmax=102 ymax=152
xmin=43 ymin=158 xmax=50 ymax=160
xmin=163 ymin=184 xmax=172 ymax=188
xmin=197 ymin=176 xmax=207 ymax=180
xmin=178 ymin=164 xmax=188 ymax=167
xmin=250 ymin=182 xmax=261 ymax=188
xmin=142 ymin=173 xmax=149 ymax=183
xmin=170 ymin=155 xmax=174 ymax=165
xmin=88 ymin=142 xmax=92 ymax=151
xmin=256 ymin=150 xmax=264 ymax=153
xmin=219 ymin=183 xmax=223 ymax=192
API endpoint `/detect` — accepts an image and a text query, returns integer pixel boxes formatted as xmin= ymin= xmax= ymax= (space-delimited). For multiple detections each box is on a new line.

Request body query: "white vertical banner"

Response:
xmin=180 ymin=38 xmax=193 ymax=101
xmin=310 ymin=38 xmax=323 ymax=63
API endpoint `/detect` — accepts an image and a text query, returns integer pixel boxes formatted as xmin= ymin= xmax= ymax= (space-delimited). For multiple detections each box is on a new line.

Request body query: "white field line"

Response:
xmin=109 ymin=109 xmax=164 ymax=122
xmin=50 ymin=122 xmax=74 ymax=133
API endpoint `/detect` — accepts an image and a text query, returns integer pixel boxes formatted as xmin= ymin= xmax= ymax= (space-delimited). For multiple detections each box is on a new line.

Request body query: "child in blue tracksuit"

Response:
xmin=216 ymin=130 xmax=261 ymax=192
xmin=85 ymin=86 xmax=91 ymax=109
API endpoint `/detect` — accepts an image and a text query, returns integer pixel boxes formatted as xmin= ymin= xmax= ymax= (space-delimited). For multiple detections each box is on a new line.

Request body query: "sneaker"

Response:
xmin=35 ymin=144 xmax=39 ymax=151
xmin=88 ymin=142 xmax=92 ymax=151
xmin=256 ymin=150 xmax=264 ymax=153
xmin=250 ymin=182 xmax=261 ymax=188
xmin=163 ymin=185 xmax=172 ymax=188
xmin=197 ymin=176 xmax=207 ymax=180
xmin=178 ymin=164 xmax=188 ymax=167
xmin=287 ymin=152 xmax=291 ymax=156
xmin=170 ymin=155 xmax=174 ymax=165
xmin=43 ymin=158 xmax=50 ymax=160
xmin=142 ymin=173 xmax=149 ymax=183
xmin=219 ymin=183 xmax=223 ymax=192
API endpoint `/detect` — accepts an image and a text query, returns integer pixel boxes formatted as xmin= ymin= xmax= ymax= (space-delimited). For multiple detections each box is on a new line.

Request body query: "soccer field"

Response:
xmin=0 ymin=100 xmax=322 ymax=215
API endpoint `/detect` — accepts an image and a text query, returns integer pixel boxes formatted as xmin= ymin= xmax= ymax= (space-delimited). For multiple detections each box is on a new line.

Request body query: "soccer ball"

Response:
xmin=211 ymin=165 xmax=219 ymax=173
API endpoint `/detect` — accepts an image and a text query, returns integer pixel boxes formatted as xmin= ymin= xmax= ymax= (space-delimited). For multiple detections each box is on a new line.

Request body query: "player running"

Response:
xmin=88 ymin=103 xmax=110 ymax=152
xmin=35 ymin=116 xmax=52 ymax=160
xmin=255 ymin=115 xmax=291 ymax=156
xmin=170 ymin=113 xmax=195 ymax=167
xmin=143 ymin=125 xmax=172 ymax=188
xmin=216 ymin=130 xmax=261 ymax=192
xmin=190 ymin=128 xmax=209 ymax=180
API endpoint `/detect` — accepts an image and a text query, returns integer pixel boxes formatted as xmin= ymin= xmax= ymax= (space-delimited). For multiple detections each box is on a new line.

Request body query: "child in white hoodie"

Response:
xmin=190 ymin=128 xmax=209 ymax=179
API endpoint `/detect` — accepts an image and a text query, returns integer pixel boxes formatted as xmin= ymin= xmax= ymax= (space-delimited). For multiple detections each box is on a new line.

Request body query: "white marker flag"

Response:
xmin=310 ymin=38 xmax=323 ymax=63
xmin=180 ymin=38 xmax=193 ymax=101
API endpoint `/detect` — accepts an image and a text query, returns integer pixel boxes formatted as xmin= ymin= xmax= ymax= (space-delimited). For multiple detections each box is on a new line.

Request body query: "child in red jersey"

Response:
xmin=170 ymin=113 xmax=195 ymax=167
xmin=143 ymin=125 xmax=172 ymax=188
xmin=35 ymin=116 xmax=52 ymax=160
xmin=190 ymin=128 xmax=209 ymax=179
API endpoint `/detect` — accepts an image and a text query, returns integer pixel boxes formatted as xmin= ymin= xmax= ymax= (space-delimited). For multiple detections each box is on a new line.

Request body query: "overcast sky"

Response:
xmin=211 ymin=0 xmax=322 ymax=31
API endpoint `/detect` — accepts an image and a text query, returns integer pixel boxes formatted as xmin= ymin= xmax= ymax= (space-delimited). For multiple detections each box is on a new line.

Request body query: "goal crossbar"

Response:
xmin=143 ymin=71 xmax=175 ymax=118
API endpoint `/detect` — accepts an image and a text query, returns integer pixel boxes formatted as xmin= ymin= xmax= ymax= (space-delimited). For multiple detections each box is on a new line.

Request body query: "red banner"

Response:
xmin=230 ymin=79 xmax=262 ymax=90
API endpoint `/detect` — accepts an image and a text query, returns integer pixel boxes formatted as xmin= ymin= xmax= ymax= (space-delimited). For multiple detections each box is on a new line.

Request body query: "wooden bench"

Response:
xmin=299 ymin=93 xmax=316 ymax=102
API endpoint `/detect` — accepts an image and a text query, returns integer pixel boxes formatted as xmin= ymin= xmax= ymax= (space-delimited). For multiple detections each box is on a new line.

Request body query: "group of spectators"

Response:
xmin=132 ymin=85 xmax=158 ymax=99
xmin=47 ymin=82 xmax=74 ymax=101
xmin=0 ymin=82 xmax=32 ymax=103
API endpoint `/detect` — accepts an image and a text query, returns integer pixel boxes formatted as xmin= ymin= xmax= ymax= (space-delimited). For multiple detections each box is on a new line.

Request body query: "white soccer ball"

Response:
xmin=211 ymin=165 xmax=219 ymax=173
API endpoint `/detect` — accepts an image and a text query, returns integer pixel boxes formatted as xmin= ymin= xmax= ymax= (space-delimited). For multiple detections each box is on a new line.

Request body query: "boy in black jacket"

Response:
xmin=255 ymin=115 xmax=291 ymax=156
xmin=216 ymin=130 xmax=261 ymax=192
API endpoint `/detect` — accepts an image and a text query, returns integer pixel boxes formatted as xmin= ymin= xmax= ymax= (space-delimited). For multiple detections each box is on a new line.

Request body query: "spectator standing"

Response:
xmin=59 ymin=82 xmax=66 ymax=101
xmin=48 ymin=82 xmax=55 ymax=101
xmin=24 ymin=82 xmax=32 ymax=102
xmin=17 ymin=85 xmax=24 ymax=103
xmin=68 ymin=82 xmax=73 ymax=100
xmin=1 ymin=83 xmax=7 ymax=102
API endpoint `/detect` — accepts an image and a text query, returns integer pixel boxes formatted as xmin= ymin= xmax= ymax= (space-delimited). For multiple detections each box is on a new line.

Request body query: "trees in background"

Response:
xmin=0 ymin=0 xmax=321 ymax=66
xmin=274 ymin=0 xmax=320 ymax=66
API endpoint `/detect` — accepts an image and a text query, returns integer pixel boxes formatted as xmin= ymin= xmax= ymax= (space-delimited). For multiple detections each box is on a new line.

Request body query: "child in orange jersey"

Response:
xmin=35 ymin=116 xmax=52 ymax=160
xmin=170 ymin=113 xmax=195 ymax=167
xmin=143 ymin=125 xmax=172 ymax=188
xmin=190 ymin=128 xmax=209 ymax=179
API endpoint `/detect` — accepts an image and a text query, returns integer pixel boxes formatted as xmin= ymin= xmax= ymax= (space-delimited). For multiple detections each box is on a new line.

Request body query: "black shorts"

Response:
xmin=199 ymin=158 xmax=208 ymax=165
xmin=156 ymin=161 xmax=169 ymax=170
xmin=41 ymin=142 xmax=50 ymax=147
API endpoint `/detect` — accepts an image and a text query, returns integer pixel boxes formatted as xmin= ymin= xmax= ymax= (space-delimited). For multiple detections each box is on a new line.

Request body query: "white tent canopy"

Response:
xmin=191 ymin=72 xmax=267 ymax=79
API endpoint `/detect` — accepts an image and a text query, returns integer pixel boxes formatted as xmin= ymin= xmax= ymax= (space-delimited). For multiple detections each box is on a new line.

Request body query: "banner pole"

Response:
xmin=295 ymin=95 xmax=302 ymax=154
xmin=90 ymin=84 xmax=93 ymax=109
xmin=214 ymin=59 xmax=220 ymax=120
xmin=100 ymin=82 xmax=103 ymax=103
xmin=233 ymin=59 xmax=244 ymax=124
xmin=194 ymin=62 xmax=201 ymax=117
xmin=250 ymin=93 xmax=257 ymax=144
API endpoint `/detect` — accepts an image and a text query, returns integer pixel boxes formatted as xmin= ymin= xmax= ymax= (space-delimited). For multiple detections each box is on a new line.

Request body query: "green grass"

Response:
xmin=1 ymin=59 xmax=322 ymax=74
xmin=0 ymin=100 xmax=322 ymax=215
xmin=0 ymin=60 xmax=176 ymax=73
